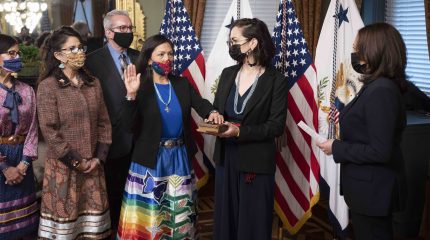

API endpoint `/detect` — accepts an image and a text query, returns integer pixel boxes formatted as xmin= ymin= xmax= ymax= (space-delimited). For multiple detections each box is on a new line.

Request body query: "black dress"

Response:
xmin=214 ymin=83 xmax=275 ymax=240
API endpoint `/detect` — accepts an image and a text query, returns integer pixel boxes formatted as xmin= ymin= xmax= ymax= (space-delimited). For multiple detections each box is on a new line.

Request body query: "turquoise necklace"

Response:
xmin=153 ymin=81 xmax=172 ymax=113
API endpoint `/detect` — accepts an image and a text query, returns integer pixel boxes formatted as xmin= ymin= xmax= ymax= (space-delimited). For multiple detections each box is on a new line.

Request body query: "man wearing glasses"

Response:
xmin=85 ymin=9 xmax=139 ymax=229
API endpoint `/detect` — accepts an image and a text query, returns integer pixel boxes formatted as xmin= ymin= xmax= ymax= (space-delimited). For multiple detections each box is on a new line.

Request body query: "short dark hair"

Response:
xmin=38 ymin=26 xmax=94 ymax=86
xmin=229 ymin=18 xmax=275 ymax=67
xmin=0 ymin=34 xmax=18 ymax=54
xmin=136 ymin=34 xmax=174 ymax=82
xmin=355 ymin=22 xmax=407 ymax=92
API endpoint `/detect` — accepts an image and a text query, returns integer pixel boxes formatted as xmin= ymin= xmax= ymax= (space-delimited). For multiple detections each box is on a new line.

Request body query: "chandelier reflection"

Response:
xmin=0 ymin=0 xmax=48 ymax=33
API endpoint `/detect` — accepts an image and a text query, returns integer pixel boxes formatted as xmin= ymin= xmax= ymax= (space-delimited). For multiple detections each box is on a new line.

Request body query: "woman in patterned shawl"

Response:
xmin=37 ymin=26 xmax=112 ymax=239
xmin=0 ymin=34 xmax=39 ymax=240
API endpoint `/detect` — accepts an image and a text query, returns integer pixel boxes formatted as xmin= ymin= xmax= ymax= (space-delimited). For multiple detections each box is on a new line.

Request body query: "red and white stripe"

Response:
xmin=181 ymin=53 xmax=210 ymax=187
xmin=274 ymin=64 xmax=320 ymax=233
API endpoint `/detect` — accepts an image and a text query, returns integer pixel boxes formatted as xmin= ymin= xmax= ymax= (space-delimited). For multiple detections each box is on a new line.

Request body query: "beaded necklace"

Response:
xmin=234 ymin=67 xmax=262 ymax=115
xmin=153 ymin=81 xmax=172 ymax=112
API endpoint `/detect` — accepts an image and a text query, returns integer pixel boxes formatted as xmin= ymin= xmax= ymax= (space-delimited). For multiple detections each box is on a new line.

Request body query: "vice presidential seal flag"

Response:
xmin=160 ymin=0 xmax=209 ymax=188
xmin=272 ymin=0 xmax=319 ymax=234
xmin=315 ymin=0 xmax=364 ymax=233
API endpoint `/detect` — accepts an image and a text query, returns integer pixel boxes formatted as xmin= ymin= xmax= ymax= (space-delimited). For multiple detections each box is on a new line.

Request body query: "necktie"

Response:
xmin=119 ymin=53 xmax=128 ymax=78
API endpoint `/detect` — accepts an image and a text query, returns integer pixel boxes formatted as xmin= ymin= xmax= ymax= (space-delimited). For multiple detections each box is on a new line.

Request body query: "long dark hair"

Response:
xmin=229 ymin=18 xmax=275 ymax=67
xmin=355 ymin=22 xmax=407 ymax=92
xmin=0 ymin=34 xmax=18 ymax=54
xmin=38 ymin=26 xmax=94 ymax=86
xmin=136 ymin=34 xmax=174 ymax=82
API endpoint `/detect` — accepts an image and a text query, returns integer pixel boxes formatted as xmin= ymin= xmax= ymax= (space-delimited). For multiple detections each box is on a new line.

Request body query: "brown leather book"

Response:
xmin=197 ymin=122 xmax=228 ymax=134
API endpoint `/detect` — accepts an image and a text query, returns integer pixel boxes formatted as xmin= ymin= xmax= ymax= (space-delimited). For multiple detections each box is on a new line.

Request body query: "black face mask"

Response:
xmin=351 ymin=52 xmax=367 ymax=74
xmin=229 ymin=44 xmax=247 ymax=62
xmin=113 ymin=32 xmax=134 ymax=48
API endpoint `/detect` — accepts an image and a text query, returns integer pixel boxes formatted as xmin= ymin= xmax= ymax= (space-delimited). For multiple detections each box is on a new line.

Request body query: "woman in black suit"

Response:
xmin=317 ymin=23 xmax=408 ymax=240
xmin=116 ymin=34 xmax=223 ymax=239
xmin=212 ymin=18 xmax=288 ymax=240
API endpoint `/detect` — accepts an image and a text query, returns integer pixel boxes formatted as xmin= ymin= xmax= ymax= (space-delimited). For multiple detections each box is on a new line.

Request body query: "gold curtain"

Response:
xmin=59 ymin=1 xmax=74 ymax=26
xmin=425 ymin=0 xmax=430 ymax=59
xmin=184 ymin=0 xmax=207 ymax=38
xmin=92 ymin=0 xmax=109 ymax=37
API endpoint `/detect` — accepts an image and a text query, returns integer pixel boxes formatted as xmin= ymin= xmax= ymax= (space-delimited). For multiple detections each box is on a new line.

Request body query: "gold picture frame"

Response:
xmin=115 ymin=0 xmax=145 ymax=50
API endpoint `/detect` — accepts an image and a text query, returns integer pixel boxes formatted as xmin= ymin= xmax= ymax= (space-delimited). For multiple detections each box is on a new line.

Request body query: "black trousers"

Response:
xmin=104 ymin=154 xmax=131 ymax=229
xmin=350 ymin=211 xmax=393 ymax=240
xmin=214 ymin=143 xmax=275 ymax=240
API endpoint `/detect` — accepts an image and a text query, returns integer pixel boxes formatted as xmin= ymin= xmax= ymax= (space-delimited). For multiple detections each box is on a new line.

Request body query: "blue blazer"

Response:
xmin=332 ymin=77 xmax=407 ymax=216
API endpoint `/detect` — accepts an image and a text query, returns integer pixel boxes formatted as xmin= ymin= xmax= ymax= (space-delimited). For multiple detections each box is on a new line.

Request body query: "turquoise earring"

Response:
xmin=59 ymin=62 xmax=65 ymax=69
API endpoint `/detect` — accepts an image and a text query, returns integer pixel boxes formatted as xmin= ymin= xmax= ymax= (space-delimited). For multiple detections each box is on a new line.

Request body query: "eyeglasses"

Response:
xmin=2 ymin=50 xmax=21 ymax=58
xmin=110 ymin=25 xmax=136 ymax=33
xmin=61 ymin=45 xmax=87 ymax=54
xmin=226 ymin=39 xmax=249 ymax=47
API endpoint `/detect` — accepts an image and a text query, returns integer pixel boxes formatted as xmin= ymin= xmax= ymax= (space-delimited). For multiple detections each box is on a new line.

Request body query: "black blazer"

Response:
xmin=85 ymin=45 xmax=139 ymax=159
xmin=121 ymin=75 xmax=214 ymax=168
xmin=332 ymin=77 xmax=407 ymax=216
xmin=212 ymin=65 xmax=288 ymax=174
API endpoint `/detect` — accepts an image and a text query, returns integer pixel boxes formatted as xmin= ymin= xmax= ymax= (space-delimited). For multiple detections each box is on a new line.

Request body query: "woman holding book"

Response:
xmin=211 ymin=18 xmax=288 ymax=240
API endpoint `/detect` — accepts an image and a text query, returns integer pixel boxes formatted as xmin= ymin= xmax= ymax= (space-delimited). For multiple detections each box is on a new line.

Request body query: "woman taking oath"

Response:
xmin=117 ymin=34 xmax=222 ymax=239
xmin=212 ymin=18 xmax=288 ymax=240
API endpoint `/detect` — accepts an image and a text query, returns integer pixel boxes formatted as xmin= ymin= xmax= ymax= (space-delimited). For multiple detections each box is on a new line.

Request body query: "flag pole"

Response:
xmin=328 ymin=0 xmax=340 ymax=140
xmin=237 ymin=0 xmax=241 ymax=19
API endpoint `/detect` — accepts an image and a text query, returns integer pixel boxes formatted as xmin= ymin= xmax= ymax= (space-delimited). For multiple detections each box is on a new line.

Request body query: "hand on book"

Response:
xmin=207 ymin=111 xmax=224 ymax=124
xmin=197 ymin=121 xmax=240 ymax=138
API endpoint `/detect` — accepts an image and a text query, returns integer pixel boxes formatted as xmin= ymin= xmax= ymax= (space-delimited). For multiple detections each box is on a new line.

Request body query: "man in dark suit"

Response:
xmin=85 ymin=9 xmax=139 ymax=227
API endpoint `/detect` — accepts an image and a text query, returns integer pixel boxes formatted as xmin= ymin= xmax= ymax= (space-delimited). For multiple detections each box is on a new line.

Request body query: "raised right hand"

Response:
xmin=124 ymin=64 xmax=141 ymax=97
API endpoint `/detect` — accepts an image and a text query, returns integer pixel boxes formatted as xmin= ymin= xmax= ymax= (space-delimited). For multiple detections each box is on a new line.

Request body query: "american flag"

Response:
xmin=329 ymin=106 xmax=340 ymax=124
xmin=160 ymin=0 xmax=211 ymax=187
xmin=272 ymin=0 xmax=320 ymax=234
